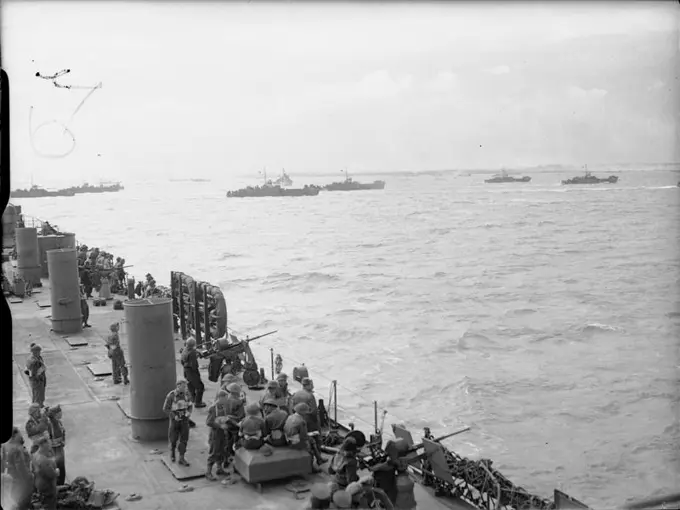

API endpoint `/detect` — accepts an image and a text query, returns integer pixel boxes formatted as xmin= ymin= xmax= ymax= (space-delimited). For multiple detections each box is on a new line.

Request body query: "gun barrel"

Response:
xmin=408 ymin=426 xmax=470 ymax=451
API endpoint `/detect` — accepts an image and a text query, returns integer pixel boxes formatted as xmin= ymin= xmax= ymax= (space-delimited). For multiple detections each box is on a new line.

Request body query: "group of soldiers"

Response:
xmin=77 ymin=245 xmax=128 ymax=297
xmin=172 ymin=336 xmax=417 ymax=508
xmin=170 ymin=337 xmax=327 ymax=480
xmin=2 ymin=403 xmax=67 ymax=510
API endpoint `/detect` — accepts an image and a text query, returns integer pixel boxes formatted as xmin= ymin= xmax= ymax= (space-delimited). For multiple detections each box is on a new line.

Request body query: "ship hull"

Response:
xmin=484 ymin=176 xmax=531 ymax=183
xmin=227 ymin=186 xmax=320 ymax=198
xmin=561 ymin=176 xmax=619 ymax=185
xmin=323 ymin=180 xmax=386 ymax=191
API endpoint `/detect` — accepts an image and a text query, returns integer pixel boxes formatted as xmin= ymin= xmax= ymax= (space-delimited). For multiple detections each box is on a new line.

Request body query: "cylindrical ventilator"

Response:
xmin=124 ymin=297 xmax=177 ymax=441
xmin=15 ymin=227 xmax=42 ymax=283
xmin=47 ymin=248 xmax=82 ymax=334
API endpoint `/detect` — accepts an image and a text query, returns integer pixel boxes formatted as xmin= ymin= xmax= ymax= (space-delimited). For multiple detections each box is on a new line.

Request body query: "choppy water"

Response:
xmin=12 ymin=169 xmax=680 ymax=507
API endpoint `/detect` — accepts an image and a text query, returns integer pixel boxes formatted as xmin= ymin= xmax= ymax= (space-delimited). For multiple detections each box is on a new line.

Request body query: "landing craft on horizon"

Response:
xmin=484 ymin=169 xmax=532 ymax=183
xmin=226 ymin=169 xmax=320 ymax=197
xmin=561 ymin=165 xmax=619 ymax=185
xmin=322 ymin=168 xmax=386 ymax=191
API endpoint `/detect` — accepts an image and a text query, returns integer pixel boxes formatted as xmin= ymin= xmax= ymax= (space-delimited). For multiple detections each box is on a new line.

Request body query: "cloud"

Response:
xmin=427 ymin=71 xmax=458 ymax=92
xmin=567 ymin=86 xmax=608 ymax=100
xmin=355 ymin=70 xmax=413 ymax=99
xmin=487 ymin=65 xmax=510 ymax=75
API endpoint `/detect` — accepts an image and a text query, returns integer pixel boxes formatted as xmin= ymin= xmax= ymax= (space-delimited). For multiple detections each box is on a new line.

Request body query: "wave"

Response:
xmin=262 ymin=271 xmax=340 ymax=285
xmin=581 ymin=323 xmax=623 ymax=333
xmin=218 ymin=251 xmax=241 ymax=260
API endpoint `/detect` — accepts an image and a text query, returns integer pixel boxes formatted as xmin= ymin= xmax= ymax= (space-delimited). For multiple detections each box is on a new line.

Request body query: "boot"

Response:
xmin=178 ymin=454 xmax=190 ymax=467
xmin=215 ymin=464 xmax=226 ymax=475
xmin=188 ymin=419 xmax=196 ymax=428
xmin=170 ymin=449 xmax=176 ymax=463
xmin=205 ymin=462 xmax=216 ymax=481
xmin=123 ymin=375 xmax=130 ymax=385
xmin=113 ymin=379 xmax=121 ymax=385
xmin=194 ymin=401 xmax=206 ymax=408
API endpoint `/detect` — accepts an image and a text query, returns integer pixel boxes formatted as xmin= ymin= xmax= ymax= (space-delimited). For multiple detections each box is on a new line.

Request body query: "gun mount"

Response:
xmin=202 ymin=330 xmax=277 ymax=387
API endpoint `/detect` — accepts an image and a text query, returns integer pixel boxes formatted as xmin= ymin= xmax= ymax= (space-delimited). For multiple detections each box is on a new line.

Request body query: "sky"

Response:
xmin=2 ymin=1 xmax=679 ymax=185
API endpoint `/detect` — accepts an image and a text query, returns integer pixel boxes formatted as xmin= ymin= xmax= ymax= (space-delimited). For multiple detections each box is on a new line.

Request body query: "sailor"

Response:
xmin=2 ymin=427 xmax=34 ymax=510
xmin=291 ymin=378 xmax=324 ymax=465
xmin=24 ymin=344 xmax=47 ymax=406
xmin=223 ymin=382 xmax=246 ymax=463
xmin=181 ymin=338 xmax=205 ymax=408
xmin=80 ymin=286 xmax=91 ymax=328
xmin=32 ymin=436 xmax=58 ymax=510
xmin=25 ymin=404 xmax=50 ymax=454
xmin=162 ymin=380 xmax=193 ymax=466
xmin=205 ymin=390 xmax=230 ymax=481
xmin=239 ymin=403 xmax=266 ymax=450
xmin=262 ymin=398 xmax=289 ymax=447
xmin=45 ymin=405 xmax=66 ymax=486
xmin=105 ymin=323 xmax=129 ymax=385
xmin=328 ymin=437 xmax=359 ymax=492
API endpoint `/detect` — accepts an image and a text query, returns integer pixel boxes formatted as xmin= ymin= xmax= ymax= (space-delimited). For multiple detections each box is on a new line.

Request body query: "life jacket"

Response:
xmin=170 ymin=391 xmax=191 ymax=420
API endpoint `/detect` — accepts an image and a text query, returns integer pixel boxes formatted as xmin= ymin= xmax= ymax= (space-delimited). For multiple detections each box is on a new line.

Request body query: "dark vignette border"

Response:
xmin=1 ymin=67 xmax=13 ymax=444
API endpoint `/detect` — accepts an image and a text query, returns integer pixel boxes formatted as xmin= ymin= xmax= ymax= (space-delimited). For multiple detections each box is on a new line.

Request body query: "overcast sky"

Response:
xmin=3 ymin=1 xmax=678 ymax=185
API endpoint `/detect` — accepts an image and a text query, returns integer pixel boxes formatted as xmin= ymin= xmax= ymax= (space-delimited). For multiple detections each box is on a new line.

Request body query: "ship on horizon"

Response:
xmin=226 ymin=169 xmax=320 ymax=197
xmin=562 ymin=165 xmax=619 ymax=185
xmin=484 ymin=169 xmax=532 ymax=183
xmin=323 ymin=168 xmax=386 ymax=191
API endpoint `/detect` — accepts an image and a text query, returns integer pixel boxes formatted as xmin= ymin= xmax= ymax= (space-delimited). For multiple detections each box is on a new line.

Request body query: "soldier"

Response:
xmin=24 ymin=343 xmax=47 ymax=406
xmin=262 ymin=398 xmax=289 ymax=447
xmin=25 ymin=403 xmax=50 ymax=454
xmin=105 ymin=323 xmax=129 ymax=385
xmin=2 ymin=427 xmax=34 ymax=510
xmin=259 ymin=380 xmax=280 ymax=407
xmin=31 ymin=437 xmax=58 ymax=510
xmin=181 ymin=338 xmax=205 ymax=408
xmin=205 ymin=390 xmax=230 ymax=481
xmin=223 ymin=382 xmax=246 ymax=465
xmin=275 ymin=373 xmax=291 ymax=413
xmin=80 ymin=286 xmax=91 ymax=328
xmin=46 ymin=405 xmax=66 ymax=485
xmin=239 ymin=403 xmax=266 ymax=450
xmin=291 ymin=378 xmax=324 ymax=466
xmin=162 ymin=380 xmax=193 ymax=466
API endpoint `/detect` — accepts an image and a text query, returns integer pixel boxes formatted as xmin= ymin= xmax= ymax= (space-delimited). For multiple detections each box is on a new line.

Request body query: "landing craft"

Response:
xmin=322 ymin=168 xmax=386 ymax=191
xmin=562 ymin=165 xmax=619 ymax=185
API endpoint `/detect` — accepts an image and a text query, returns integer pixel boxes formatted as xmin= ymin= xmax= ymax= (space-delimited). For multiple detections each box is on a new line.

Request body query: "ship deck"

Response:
xmin=9 ymin=278 xmax=470 ymax=510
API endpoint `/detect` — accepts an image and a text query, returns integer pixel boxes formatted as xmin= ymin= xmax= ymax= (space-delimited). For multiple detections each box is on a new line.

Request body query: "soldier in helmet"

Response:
xmin=275 ymin=373 xmax=291 ymax=413
xmin=25 ymin=343 xmax=47 ymax=406
xmin=105 ymin=323 xmax=129 ymax=385
xmin=329 ymin=437 xmax=359 ymax=492
xmin=25 ymin=404 xmax=49 ymax=454
xmin=262 ymin=398 xmax=289 ymax=447
xmin=162 ymin=380 xmax=193 ymax=466
xmin=32 ymin=436 xmax=59 ymax=510
xmin=239 ymin=403 xmax=266 ymax=450
xmin=223 ymin=382 xmax=245 ymax=465
xmin=205 ymin=390 xmax=230 ymax=481
xmin=3 ymin=427 xmax=34 ymax=510
xmin=259 ymin=380 xmax=280 ymax=407
xmin=291 ymin=378 xmax=324 ymax=466
xmin=181 ymin=337 xmax=205 ymax=408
